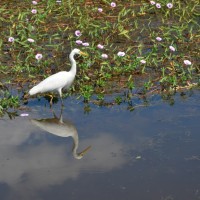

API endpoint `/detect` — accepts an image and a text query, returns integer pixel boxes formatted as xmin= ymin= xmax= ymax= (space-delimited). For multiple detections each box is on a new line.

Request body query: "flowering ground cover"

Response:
xmin=0 ymin=0 xmax=199 ymax=115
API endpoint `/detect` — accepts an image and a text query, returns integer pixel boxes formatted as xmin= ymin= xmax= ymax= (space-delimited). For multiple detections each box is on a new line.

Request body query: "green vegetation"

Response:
xmin=0 ymin=0 xmax=199 ymax=116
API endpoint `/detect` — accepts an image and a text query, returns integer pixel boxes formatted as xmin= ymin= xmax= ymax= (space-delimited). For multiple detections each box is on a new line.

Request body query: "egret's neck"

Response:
xmin=69 ymin=52 xmax=77 ymax=75
xmin=72 ymin=132 xmax=80 ymax=159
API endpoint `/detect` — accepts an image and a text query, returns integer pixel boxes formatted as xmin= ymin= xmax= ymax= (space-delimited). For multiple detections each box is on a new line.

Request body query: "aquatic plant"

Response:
xmin=0 ymin=0 xmax=199 ymax=115
xmin=0 ymin=89 xmax=20 ymax=117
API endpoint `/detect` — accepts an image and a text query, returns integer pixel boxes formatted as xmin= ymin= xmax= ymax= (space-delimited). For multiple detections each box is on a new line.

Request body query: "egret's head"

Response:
xmin=71 ymin=48 xmax=88 ymax=56
xmin=73 ymin=145 xmax=91 ymax=159
xmin=72 ymin=48 xmax=81 ymax=54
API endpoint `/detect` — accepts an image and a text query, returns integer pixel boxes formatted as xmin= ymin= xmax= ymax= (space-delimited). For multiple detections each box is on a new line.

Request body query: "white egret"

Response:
xmin=28 ymin=48 xmax=87 ymax=106
xmin=31 ymin=109 xmax=91 ymax=159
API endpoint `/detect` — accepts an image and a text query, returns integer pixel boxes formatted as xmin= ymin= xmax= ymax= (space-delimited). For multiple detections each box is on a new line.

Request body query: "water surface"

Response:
xmin=0 ymin=90 xmax=200 ymax=200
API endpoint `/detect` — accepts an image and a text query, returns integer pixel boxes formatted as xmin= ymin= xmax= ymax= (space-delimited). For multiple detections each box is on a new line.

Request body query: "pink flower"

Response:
xmin=82 ymin=42 xmax=89 ymax=47
xmin=166 ymin=3 xmax=173 ymax=8
xmin=111 ymin=2 xmax=116 ymax=7
xmin=156 ymin=36 xmax=162 ymax=41
xmin=150 ymin=1 xmax=156 ymax=5
xmin=32 ymin=1 xmax=38 ymax=5
xmin=169 ymin=45 xmax=175 ymax=52
xmin=140 ymin=60 xmax=146 ymax=64
xmin=156 ymin=3 xmax=161 ymax=8
xmin=75 ymin=30 xmax=81 ymax=37
xmin=31 ymin=9 xmax=37 ymax=14
xmin=117 ymin=51 xmax=125 ymax=57
xmin=8 ymin=37 xmax=15 ymax=42
xmin=76 ymin=40 xmax=82 ymax=45
xmin=97 ymin=44 xmax=104 ymax=49
xmin=35 ymin=53 xmax=43 ymax=60
xmin=27 ymin=38 xmax=35 ymax=43
xmin=101 ymin=54 xmax=108 ymax=59
xmin=184 ymin=60 xmax=192 ymax=65
xmin=98 ymin=8 xmax=103 ymax=12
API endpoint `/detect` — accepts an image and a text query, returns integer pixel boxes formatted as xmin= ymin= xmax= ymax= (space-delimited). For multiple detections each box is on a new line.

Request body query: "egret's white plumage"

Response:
xmin=29 ymin=48 xmax=87 ymax=105
xmin=29 ymin=71 xmax=75 ymax=97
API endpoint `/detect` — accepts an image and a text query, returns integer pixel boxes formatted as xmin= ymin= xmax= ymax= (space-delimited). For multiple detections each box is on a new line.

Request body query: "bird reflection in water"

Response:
xmin=31 ymin=109 xmax=91 ymax=159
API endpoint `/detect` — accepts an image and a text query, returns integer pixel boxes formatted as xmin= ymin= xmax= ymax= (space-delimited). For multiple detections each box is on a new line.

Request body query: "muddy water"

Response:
xmin=0 ymin=90 xmax=200 ymax=200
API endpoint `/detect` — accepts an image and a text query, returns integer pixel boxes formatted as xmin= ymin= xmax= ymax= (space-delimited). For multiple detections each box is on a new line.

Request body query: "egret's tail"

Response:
xmin=29 ymin=86 xmax=39 ymax=96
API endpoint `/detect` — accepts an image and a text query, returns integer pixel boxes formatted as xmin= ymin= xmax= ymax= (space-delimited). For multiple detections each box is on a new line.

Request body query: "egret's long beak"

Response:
xmin=79 ymin=145 xmax=91 ymax=156
xmin=80 ymin=51 xmax=88 ymax=57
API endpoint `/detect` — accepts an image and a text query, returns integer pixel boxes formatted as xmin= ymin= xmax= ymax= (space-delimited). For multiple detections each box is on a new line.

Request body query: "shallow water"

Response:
xmin=0 ymin=90 xmax=200 ymax=200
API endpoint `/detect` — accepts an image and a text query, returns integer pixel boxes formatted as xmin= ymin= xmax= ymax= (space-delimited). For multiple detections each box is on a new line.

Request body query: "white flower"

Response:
xmin=111 ymin=2 xmax=116 ymax=7
xmin=140 ymin=60 xmax=146 ymax=64
xmin=82 ymin=42 xmax=89 ymax=47
xmin=35 ymin=53 xmax=43 ymax=60
xmin=150 ymin=1 xmax=156 ymax=5
xmin=169 ymin=45 xmax=175 ymax=52
xmin=75 ymin=30 xmax=81 ymax=37
xmin=98 ymin=8 xmax=103 ymax=12
xmin=31 ymin=9 xmax=37 ymax=14
xmin=184 ymin=60 xmax=192 ymax=65
xmin=97 ymin=44 xmax=104 ymax=49
xmin=156 ymin=3 xmax=161 ymax=8
xmin=166 ymin=3 xmax=173 ymax=9
xmin=76 ymin=40 xmax=82 ymax=45
xmin=117 ymin=51 xmax=125 ymax=57
xmin=27 ymin=38 xmax=35 ymax=43
xmin=156 ymin=36 xmax=162 ymax=41
xmin=101 ymin=54 xmax=108 ymax=59
xmin=32 ymin=1 xmax=38 ymax=5
xmin=8 ymin=37 xmax=15 ymax=42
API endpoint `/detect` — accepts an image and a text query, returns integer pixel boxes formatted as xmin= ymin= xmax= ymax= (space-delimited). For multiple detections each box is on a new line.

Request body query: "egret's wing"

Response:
xmin=34 ymin=71 xmax=70 ymax=93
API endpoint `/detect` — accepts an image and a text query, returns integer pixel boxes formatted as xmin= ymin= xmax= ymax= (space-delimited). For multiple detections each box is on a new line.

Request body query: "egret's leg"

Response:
xmin=58 ymin=88 xmax=64 ymax=107
xmin=61 ymin=97 xmax=64 ymax=107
